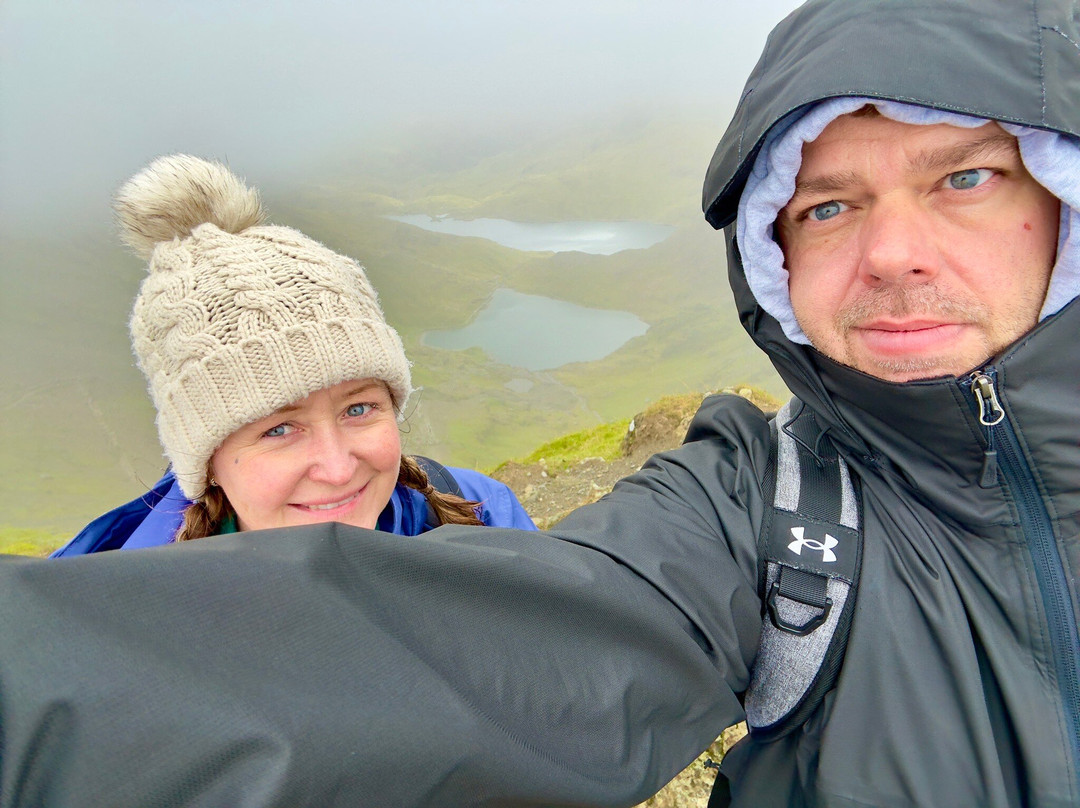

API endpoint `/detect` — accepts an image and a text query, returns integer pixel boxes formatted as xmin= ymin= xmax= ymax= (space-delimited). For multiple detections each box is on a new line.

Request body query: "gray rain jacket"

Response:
xmin=1 ymin=0 xmax=1078 ymax=806
xmin=701 ymin=0 xmax=1080 ymax=804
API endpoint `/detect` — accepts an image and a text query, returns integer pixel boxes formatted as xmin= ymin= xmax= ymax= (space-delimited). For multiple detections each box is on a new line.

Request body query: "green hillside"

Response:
xmin=0 ymin=112 xmax=784 ymax=553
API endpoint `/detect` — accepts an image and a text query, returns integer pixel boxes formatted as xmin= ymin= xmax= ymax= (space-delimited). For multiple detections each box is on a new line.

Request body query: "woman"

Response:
xmin=53 ymin=154 xmax=533 ymax=555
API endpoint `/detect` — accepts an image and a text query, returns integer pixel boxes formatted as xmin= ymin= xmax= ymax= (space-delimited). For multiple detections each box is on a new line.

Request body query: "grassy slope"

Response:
xmin=1 ymin=233 xmax=163 ymax=552
xmin=1 ymin=111 xmax=785 ymax=554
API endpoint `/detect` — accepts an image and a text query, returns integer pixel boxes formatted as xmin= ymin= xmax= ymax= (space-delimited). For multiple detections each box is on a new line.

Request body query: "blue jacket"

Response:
xmin=52 ymin=464 xmax=535 ymax=556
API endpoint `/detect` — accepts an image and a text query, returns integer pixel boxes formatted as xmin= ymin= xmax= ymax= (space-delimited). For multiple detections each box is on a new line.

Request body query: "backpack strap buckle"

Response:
xmin=767 ymin=566 xmax=832 ymax=636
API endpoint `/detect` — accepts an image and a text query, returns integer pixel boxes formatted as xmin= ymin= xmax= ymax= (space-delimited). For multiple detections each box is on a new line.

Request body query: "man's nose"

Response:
xmin=307 ymin=427 xmax=359 ymax=485
xmin=857 ymin=197 xmax=940 ymax=285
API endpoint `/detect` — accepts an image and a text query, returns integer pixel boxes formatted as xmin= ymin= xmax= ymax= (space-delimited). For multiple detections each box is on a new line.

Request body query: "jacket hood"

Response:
xmin=702 ymin=0 xmax=1080 ymax=439
xmin=704 ymin=0 xmax=1080 ymax=230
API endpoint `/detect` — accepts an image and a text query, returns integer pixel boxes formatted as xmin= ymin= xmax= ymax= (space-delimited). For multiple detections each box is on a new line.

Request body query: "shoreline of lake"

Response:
xmin=423 ymin=287 xmax=649 ymax=371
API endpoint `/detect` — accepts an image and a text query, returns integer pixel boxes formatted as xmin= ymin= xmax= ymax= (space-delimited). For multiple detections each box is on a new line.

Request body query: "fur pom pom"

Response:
xmin=114 ymin=154 xmax=267 ymax=259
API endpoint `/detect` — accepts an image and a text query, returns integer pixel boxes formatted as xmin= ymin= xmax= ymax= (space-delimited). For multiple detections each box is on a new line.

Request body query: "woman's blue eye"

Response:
xmin=809 ymin=200 xmax=844 ymax=221
xmin=948 ymin=168 xmax=992 ymax=190
xmin=264 ymin=424 xmax=287 ymax=438
xmin=347 ymin=403 xmax=373 ymax=418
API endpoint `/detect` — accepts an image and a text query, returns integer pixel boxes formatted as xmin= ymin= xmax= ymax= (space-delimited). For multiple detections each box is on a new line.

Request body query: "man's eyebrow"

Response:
xmin=789 ymin=170 xmax=863 ymax=202
xmin=908 ymin=133 xmax=1019 ymax=175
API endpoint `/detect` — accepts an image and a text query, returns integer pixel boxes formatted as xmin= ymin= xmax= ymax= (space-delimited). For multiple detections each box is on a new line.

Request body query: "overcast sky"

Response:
xmin=1 ymin=0 xmax=804 ymax=232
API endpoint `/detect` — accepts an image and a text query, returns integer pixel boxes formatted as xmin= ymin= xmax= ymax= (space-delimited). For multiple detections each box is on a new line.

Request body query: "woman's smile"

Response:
xmin=292 ymin=489 xmax=364 ymax=513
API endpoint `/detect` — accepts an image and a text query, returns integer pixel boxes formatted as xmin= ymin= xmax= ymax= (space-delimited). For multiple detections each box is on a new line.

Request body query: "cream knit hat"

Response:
xmin=119 ymin=154 xmax=412 ymax=499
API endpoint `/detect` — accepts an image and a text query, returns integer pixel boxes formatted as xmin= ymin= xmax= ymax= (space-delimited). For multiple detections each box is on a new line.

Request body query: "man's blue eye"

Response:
xmin=810 ymin=201 xmax=843 ymax=221
xmin=948 ymin=168 xmax=991 ymax=190
xmin=347 ymin=403 xmax=373 ymax=417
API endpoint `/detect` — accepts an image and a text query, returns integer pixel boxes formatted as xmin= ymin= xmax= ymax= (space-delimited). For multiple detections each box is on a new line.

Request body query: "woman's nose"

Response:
xmin=307 ymin=428 xmax=359 ymax=485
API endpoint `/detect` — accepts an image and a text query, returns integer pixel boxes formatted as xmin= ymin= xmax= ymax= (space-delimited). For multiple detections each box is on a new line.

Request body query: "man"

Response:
xmin=2 ymin=0 xmax=1078 ymax=805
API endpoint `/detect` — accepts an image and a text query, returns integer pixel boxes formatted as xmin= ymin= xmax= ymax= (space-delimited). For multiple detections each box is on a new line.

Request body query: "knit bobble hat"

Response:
xmin=119 ymin=154 xmax=412 ymax=499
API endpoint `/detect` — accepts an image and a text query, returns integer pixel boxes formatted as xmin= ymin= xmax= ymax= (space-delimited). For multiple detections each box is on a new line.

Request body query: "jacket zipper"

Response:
xmin=969 ymin=370 xmax=1080 ymax=781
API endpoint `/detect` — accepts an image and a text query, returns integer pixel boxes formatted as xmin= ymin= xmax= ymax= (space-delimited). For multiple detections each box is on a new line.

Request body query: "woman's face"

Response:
xmin=211 ymin=378 xmax=401 ymax=532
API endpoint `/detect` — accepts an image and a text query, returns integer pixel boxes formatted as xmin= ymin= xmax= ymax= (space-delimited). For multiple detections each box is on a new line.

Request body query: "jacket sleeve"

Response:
xmin=0 ymin=395 xmax=769 ymax=808
xmin=48 ymin=471 xmax=181 ymax=557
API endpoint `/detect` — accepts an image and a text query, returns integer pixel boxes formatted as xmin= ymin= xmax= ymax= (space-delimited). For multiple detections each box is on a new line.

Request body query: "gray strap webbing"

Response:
xmin=744 ymin=398 xmax=861 ymax=738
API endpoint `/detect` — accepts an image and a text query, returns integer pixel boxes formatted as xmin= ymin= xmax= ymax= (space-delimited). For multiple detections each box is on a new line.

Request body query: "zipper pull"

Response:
xmin=978 ymin=447 xmax=998 ymax=488
xmin=969 ymin=372 xmax=1003 ymax=487
xmin=970 ymin=372 xmax=1005 ymax=426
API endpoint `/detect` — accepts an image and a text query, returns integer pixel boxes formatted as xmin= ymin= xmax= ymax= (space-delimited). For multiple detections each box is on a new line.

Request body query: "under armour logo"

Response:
xmin=788 ymin=526 xmax=838 ymax=562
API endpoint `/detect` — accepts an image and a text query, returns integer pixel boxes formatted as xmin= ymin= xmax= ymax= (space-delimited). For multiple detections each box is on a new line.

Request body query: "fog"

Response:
xmin=1 ymin=0 xmax=804 ymax=233
xmin=2 ymin=0 xmax=806 ymax=544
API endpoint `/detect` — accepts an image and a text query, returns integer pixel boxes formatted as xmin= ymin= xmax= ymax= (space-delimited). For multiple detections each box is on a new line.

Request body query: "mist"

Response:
xmin=1 ymin=0 xmax=803 ymax=233
xmin=1 ymin=0 xmax=805 ymax=546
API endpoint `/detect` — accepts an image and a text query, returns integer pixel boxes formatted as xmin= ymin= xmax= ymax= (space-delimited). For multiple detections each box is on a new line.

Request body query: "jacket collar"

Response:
xmin=772 ymin=298 xmax=1080 ymax=527
xmin=376 ymin=484 xmax=431 ymax=536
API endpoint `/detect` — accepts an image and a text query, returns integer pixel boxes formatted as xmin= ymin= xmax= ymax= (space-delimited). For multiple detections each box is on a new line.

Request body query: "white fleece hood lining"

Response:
xmin=736 ymin=97 xmax=1080 ymax=345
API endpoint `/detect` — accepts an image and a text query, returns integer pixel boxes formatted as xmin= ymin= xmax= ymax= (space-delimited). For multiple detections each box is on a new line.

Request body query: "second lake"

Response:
xmin=423 ymin=288 xmax=650 ymax=371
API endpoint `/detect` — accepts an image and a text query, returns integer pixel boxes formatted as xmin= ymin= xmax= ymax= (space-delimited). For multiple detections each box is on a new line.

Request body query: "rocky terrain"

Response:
xmin=492 ymin=386 xmax=778 ymax=528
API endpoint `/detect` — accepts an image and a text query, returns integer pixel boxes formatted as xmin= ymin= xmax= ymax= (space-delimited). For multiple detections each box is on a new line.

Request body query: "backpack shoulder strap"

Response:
xmin=412 ymin=455 xmax=464 ymax=498
xmin=411 ymin=455 xmax=464 ymax=529
xmin=744 ymin=397 xmax=863 ymax=740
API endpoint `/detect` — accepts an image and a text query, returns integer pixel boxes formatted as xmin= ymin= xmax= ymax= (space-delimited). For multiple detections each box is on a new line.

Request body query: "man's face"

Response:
xmin=775 ymin=112 xmax=1060 ymax=382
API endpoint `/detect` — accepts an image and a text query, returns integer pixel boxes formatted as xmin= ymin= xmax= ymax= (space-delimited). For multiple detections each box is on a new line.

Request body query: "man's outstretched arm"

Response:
xmin=0 ymin=406 xmax=766 ymax=807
